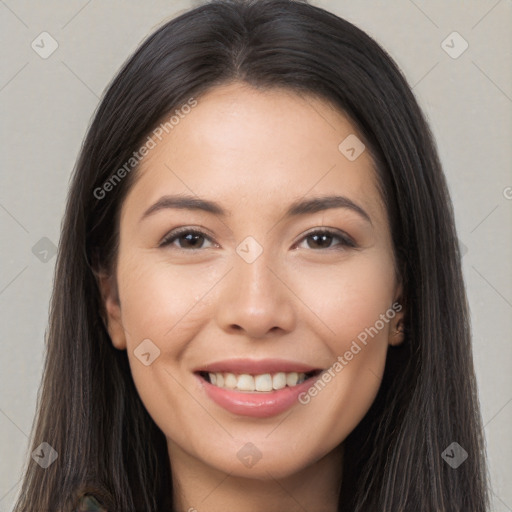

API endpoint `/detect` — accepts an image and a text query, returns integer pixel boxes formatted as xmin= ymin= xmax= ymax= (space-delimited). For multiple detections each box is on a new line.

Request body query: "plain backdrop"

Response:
xmin=0 ymin=1 xmax=511 ymax=510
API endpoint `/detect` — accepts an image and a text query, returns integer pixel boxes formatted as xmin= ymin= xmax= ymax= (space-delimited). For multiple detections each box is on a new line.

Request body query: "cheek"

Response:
xmin=114 ymin=256 xmax=223 ymax=437
xmin=289 ymin=254 xmax=395 ymax=435
xmin=117 ymin=254 xmax=224 ymax=348
xmin=292 ymin=252 xmax=397 ymax=353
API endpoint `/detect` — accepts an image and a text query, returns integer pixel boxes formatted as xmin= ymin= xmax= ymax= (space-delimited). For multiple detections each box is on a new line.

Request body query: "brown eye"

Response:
xmin=298 ymin=229 xmax=356 ymax=250
xmin=160 ymin=229 xmax=214 ymax=250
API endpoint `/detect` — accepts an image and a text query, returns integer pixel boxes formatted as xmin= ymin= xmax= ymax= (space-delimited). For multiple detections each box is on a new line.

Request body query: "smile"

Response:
xmin=193 ymin=359 xmax=324 ymax=417
xmin=198 ymin=370 xmax=321 ymax=392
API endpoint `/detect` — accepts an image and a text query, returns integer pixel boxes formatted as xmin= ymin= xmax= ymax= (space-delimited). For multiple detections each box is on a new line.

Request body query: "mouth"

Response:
xmin=196 ymin=369 xmax=323 ymax=393
xmin=193 ymin=359 xmax=325 ymax=418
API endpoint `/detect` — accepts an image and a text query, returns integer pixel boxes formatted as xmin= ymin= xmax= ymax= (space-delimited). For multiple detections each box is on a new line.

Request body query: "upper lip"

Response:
xmin=193 ymin=358 xmax=322 ymax=374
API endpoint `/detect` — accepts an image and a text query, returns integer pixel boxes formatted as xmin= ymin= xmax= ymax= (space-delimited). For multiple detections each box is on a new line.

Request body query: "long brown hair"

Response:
xmin=13 ymin=1 xmax=489 ymax=510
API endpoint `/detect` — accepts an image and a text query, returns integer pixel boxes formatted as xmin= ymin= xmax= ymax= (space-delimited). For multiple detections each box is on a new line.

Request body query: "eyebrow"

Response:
xmin=139 ymin=194 xmax=372 ymax=225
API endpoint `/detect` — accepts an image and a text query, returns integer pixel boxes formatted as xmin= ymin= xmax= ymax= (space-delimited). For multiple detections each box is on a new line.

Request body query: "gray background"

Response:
xmin=0 ymin=0 xmax=511 ymax=510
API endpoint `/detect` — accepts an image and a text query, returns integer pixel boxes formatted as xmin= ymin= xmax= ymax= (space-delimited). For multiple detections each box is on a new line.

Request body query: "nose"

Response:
xmin=215 ymin=252 xmax=296 ymax=339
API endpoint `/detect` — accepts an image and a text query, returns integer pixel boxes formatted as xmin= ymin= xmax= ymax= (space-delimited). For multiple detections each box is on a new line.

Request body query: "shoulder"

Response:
xmin=74 ymin=494 xmax=108 ymax=511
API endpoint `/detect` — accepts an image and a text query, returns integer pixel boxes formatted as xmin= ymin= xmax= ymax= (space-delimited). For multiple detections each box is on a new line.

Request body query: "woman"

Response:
xmin=13 ymin=0 xmax=489 ymax=510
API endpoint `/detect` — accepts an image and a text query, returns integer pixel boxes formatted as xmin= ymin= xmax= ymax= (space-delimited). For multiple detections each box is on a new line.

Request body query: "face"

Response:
xmin=99 ymin=82 xmax=405 ymax=482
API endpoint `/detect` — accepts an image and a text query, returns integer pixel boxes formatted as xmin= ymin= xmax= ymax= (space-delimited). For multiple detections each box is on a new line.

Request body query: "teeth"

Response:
xmin=237 ymin=374 xmax=255 ymax=391
xmin=286 ymin=372 xmax=299 ymax=387
xmin=206 ymin=371 xmax=309 ymax=392
xmin=255 ymin=373 xmax=272 ymax=391
xmin=224 ymin=373 xmax=237 ymax=389
xmin=272 ymin=372 xmax=287 ymax=390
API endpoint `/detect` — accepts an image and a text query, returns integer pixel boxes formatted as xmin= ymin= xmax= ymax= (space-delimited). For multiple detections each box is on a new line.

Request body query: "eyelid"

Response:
xmin=294 ymin=227 xmax=357 ymax=249
xmin=158 ymin=226 xmax=217 ymax=249
xmin=159 ymin=226 xmax=357 ymax=251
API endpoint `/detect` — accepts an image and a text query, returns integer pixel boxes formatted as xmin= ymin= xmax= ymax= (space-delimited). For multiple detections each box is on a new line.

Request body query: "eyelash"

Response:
xmin=159 ymin=227 xmax=357 ymax=251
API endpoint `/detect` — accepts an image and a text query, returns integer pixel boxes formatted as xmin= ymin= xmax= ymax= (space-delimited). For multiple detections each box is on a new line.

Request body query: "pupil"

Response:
xmin=182 ymin=233 xmax=202 ymax=247
xmin=310 ymin=234 xmax=331 ymax=248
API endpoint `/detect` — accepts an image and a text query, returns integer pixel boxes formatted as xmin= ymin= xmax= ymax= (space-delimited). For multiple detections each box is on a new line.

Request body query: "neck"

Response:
xmin=167 ymin=441 xmax=344 ymax=512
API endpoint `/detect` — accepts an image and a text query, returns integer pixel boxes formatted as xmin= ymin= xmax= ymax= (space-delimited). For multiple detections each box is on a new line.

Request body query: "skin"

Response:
xmin=99 ymin=82 xmax=405 ymax=512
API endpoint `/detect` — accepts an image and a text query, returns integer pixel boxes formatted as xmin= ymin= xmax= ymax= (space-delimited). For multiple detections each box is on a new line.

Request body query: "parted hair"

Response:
xmin=13 ymin=1 xmax=489 ymax=510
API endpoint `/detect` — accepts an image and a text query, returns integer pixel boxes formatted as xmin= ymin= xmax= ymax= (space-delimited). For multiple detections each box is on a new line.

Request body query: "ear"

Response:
xmin=388 ymin=281 xmax=406 ymax=347
xmin=95 ymin=270 xmax=127 ymax=350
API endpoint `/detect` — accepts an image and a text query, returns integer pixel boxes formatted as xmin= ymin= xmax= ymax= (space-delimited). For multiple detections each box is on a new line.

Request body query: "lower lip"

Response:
xmin=196 ymin=373 xmax=321 ymax=418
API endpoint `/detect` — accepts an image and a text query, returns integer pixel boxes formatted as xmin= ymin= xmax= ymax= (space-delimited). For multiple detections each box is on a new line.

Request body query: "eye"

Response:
xmin=159 ymin=227 xmax=356 ymax=251
xmin=296 ymin=228 xmax=356 ymax=250
xmin=159 ymin=228 xmax=216 ymax=250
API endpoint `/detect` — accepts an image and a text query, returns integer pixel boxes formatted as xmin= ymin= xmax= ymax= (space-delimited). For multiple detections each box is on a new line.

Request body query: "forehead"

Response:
xmin=122 ymin=82 xmax=386 ymax=228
